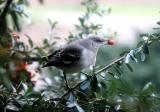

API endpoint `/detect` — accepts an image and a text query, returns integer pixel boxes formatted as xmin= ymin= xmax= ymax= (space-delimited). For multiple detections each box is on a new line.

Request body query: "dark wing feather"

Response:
xmin=42 ymin=49 xmax=61 ymax=61
xmin=42 ymin=46 xmax=82 ymax=68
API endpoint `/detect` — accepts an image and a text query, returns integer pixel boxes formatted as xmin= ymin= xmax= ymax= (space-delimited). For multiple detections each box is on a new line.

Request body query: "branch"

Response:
xmin=95 ymin=56 xmax=125 ymax=75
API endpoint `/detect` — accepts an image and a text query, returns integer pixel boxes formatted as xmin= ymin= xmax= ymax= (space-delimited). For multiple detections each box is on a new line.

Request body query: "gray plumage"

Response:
xmin=42 ymin=36 xmax=107 ymax=73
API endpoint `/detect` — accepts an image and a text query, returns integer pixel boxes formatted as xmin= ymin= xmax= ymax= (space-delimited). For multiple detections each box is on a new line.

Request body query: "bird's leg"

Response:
xmin=91 ymin=64 xmax=98 ymax=92
xmin=63 ymin=71 xmax=71 ymax=91
xmin=92 ymin=58 xmax=96 ymax=75
xmin=92 ymin=60 xmax=96 ymax=75
xmin=92 ymin=65 xmax=96 ymax=75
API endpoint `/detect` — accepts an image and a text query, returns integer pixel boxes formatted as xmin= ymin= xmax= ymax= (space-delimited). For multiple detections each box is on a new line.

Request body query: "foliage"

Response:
xmin=0 ymin=0 xmax=160 ymax=112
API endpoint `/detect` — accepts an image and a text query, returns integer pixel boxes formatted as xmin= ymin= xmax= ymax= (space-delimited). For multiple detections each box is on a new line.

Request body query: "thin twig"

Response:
xmin=95 ymin=56 xmax=125 ymax=75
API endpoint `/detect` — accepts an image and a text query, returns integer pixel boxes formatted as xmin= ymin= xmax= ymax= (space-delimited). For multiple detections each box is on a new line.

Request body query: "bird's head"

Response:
xmin=78 ymin=35 xmax=115 ymax=52
xmin=88 ymin=36 xmax=108 ymax=49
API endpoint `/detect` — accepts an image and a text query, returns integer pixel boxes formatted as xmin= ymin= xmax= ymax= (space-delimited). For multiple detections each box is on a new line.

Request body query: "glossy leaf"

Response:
xmin=66 ymin=93 xmax=85 ymax=112
xmin=10 ymin=11 xmax=21 ymax=31
xmin=99 ymin=81 xmax=106 ymax=88
xmin=76 ymin=91 xmax=88 ymax=102
xmin=11 ymin=4 xmax=24 ymax=14
xmin=80 ymin=79 xmax=90 ymax=93
xmin=140 ymin=51 xmax=146 ymax=61
xmin=157 ymin=21 xmax=160 ymax=25
xmin=25 ymin=34 xmax=33 ymax=48
xmin=107 ymin=71 xmax=115 ymax=77
xmin=125 ymin=49 xmax=142 ymax=63
xmin=129 ymin=50 xmax=138 ymax=63
xmin=75 ymin=104 xmax=85 ymax=112
xmin=141 ymin=82 xmax=155 ymax=96
xmin=143 ymin=42 xmax=149 ymax=55
xmin=5 ymin=103 xmax=19 ymax=112
xmin=126 ymin=63 xmax=133 ymax=72
xmin=91 ymin=75 xmax=98 ymax=92
xmin=124 ymin=54 xmax=131 ymax=63
xmin=78 ymin=17 xmax=85 ymax=26
xmin=66 ymin=93 xmax=76 ymax=108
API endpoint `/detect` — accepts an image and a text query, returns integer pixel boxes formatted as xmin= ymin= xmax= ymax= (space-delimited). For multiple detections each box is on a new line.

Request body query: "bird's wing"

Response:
xmin=42 ymin=49 xmax=61 ymax=61
xmin=42 ymin=45 xmax=82 ymax=67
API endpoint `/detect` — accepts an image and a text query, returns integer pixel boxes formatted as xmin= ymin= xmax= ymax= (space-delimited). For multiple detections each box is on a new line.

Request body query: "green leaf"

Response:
xmin=66 ymin=93 xmax=76 ymax=108
xmin=17 ymin=82 xmax=28 ymax=94
xmin=75 ymin=103 xmax=85 ymax=112
xmin=16 ymin=42 xmax=25 ymax=51
xmin=51 ymin=21 xmax=58 ymax=29
xmin=99 ymin=81 xmax=106 ymax=88
xmin=25 ymin=34 xmax=33 ymax=48
xmin=126 ymin=63 xmax=133 ymax=72
xmin=76 ymin=91 xmax=88 ymax=102
xmin=125 ymin=49 xmax=140 ymax=63
xmin=0 ymin=0 xmax=5 ymax=4
xmin=114 ymin=67 xmax=122 ymax=76
xmin=48 ymin=19 xmax=58 ymax=29
xmin=125 ymin=54 xmax=131 ymax=63
xmin=5 ymin=103 xmax=19 ymax=112
xmin=141 ymin=82 xmax=155 ymax=96
xmin=10 ymin=11 xmax=21 ymax=31
xmin=107 ymin=71 xmax=115 ymax=77
xmin=140 ymin=34 xmax=149 ymax=37
xmin=157 ymin=21 xmax=160 ymax=25
xmin=143 ymin=42 xmax=149 ymax=55
xmin=11 ymin=4 xmax=24 ymax=14
xmin=25 ymin=92 xmax=41 ymax=98
xmin=78 ymin=17 xmax=85 ymax=26
xmin=91 ymin=75 xmax=98 ymax=92
xmin=43 ymin=38 xmax=49 ymax=48
xmin=80 ymin=80 xmax=90 ymax=93
xmin=140 ymin=51 xmax=146 ymax=61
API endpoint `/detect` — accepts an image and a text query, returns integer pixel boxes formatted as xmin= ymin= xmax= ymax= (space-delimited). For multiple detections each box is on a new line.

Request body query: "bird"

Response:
xmin=42 ymin=36 xmax=108 ymax=89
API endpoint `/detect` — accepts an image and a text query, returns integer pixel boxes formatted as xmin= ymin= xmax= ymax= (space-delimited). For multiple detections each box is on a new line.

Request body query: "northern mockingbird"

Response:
xmin=42 ymin=36 xmax=108 ymax=89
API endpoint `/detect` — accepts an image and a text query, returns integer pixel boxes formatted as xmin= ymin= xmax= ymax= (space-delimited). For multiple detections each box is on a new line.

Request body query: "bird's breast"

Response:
xmin=80 ymin=49 xmax=96 ymax=68
xmin=62 ymin=49 xmax=97 ymax=73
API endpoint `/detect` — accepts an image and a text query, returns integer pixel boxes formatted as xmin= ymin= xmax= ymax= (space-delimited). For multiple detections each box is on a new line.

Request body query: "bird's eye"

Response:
xmin=92 ymin=37 xmax=104 ymax=43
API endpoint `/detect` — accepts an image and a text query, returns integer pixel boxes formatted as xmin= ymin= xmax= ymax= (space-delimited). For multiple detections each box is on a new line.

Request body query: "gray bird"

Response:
xmin=42 ymin=36 xmax=108 ymax=89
